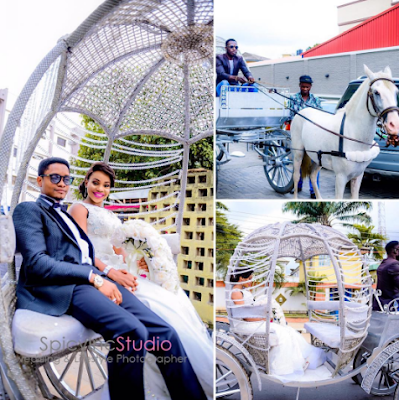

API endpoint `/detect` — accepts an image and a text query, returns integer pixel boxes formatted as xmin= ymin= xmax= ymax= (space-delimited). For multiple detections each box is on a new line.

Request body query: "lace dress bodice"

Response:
xmin=78 ymin=202 xmax=125 ymax=267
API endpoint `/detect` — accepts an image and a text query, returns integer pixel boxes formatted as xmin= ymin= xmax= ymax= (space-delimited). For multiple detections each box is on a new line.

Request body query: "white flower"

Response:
xmin=155 ymin=271 xmax=169 ymax=282
xmin=162 ymin=281 xmax=177 ymax=292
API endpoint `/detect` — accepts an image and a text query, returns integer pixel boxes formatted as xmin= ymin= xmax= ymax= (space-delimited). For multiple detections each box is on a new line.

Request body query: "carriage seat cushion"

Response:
xmin=304 ymin=322 xmax=350 ymax=349
xmin=12 ymin=309 xmax=101 ymax=358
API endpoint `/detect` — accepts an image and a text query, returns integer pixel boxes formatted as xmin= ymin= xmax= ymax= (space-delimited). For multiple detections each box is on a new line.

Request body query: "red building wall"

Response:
xmin=303 ymin=3 xmax=399 ymax=58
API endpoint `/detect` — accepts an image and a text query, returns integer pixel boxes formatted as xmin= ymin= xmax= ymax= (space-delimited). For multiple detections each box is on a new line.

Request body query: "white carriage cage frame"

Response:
xmin=0 ymin=0 xmax=213 ymax=398
xmin=225 ymin=221 xmax=373 ymax=378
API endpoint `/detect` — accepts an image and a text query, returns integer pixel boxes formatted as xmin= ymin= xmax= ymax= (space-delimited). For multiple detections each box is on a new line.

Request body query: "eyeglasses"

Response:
xmin=228 ymin=45 xmax=238 ymax=49
xmin=40 ymin=174 xmax=74 ymax=185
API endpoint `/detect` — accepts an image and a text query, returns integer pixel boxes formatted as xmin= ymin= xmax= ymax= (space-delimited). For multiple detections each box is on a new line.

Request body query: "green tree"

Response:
xmin=347 ymin=224 xmax=387 ymax=260
xmin=216 ymin=202 xmax=243 ymax=279
xmin=71 ymin=115 xmax=213 ymax=189
xmin=282 ymin=201 xmax=372 ymax=228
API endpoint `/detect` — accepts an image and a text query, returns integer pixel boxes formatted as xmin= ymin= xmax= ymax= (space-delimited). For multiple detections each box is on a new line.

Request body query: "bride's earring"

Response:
xmin=84 ymin=186 xmax=88 ymax=198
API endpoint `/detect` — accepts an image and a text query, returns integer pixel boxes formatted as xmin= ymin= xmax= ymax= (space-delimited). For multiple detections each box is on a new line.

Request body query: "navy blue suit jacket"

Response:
xmin=216 ymin=53 xmax=253 ymax=86
xmin=13 ymin=197 xmax=103 ymax=316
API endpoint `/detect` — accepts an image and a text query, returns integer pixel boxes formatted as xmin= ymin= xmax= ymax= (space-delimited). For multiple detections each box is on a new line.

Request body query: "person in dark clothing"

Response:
xmin=373 ymin=241 xmax=399 ymax=311
xmin=216 ymin=38 xmax=255 ymax=96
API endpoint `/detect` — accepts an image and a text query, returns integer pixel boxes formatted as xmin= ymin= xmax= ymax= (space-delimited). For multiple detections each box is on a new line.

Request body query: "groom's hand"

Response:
xmin=98 ymin=280 xmax=123 ymax=305
xmin=108 ymin=269 xmax=138 ymax=292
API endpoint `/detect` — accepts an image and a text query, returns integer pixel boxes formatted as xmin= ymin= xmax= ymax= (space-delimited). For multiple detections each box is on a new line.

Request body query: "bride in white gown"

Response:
xmin=230 ymin=270 xmax=326 ymax=381
xmin=69 ymin=162 xmax=213 ymax=400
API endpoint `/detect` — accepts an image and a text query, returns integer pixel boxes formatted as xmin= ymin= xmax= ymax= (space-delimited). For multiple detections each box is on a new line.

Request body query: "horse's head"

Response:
xmin=365 ymin=65 xmax=399 ymax=146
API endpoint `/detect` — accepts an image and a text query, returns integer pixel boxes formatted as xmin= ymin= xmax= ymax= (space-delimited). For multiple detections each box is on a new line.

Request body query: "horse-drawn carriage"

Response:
xmin=0 ymin=0 xmax=213 ymax=398
xmin=216 ymin=222 xmax=399 ymax=399
xmin=216 ymin=84 xmax=294 ymax=194
xmin=216 ymin=66 xmax=399 ymax=199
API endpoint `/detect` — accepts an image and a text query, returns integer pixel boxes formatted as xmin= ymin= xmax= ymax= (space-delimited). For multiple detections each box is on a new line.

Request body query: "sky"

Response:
xmin=215 ymin=0 xmax=346 ymax=59
xmin=0 ymin=0 xmax=104 ymax=106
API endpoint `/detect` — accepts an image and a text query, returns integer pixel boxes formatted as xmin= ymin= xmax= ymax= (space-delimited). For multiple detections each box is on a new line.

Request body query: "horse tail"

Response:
xmin=301 ymin=153 xmax=312 ymax=178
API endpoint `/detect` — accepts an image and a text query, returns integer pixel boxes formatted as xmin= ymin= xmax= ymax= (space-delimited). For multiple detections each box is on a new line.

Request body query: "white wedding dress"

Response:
xmin=78 ymin=202 xmax=213 ymax=400
xmin=232 ymin=289 xmax=326 ymax=381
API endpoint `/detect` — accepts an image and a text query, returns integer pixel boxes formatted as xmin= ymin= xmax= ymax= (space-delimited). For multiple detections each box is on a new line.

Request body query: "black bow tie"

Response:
xmin=52 ymin=202 xmax=68 ymax=212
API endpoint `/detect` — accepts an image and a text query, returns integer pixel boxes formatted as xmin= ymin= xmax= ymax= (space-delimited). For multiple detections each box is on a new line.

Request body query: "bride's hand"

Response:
xmin=137 ymin=257 xmax=149 ymax=272
xmin=108 ymin=269 xmax=138 ymax=292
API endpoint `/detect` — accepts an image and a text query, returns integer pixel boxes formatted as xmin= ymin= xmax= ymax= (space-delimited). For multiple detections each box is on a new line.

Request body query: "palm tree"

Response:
xmin=347 ymin=224 xmax=388 ymax=260
xmin=282 ymin=202 xmax=372 ymax=228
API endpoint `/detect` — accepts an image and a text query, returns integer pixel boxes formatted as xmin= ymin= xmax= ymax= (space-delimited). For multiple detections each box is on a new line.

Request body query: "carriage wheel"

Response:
xmin=354 ymin=344 xmax=399 ymax=396
xmin=216 ymin=345 xmax=252 ymax=400
xmin=42 ymin=339 xmax=108 ymax=400
xmin=263 ymin=140 xmax=294 ymax=194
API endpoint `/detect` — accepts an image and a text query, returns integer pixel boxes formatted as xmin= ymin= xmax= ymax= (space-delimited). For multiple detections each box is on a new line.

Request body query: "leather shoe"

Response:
xmin=310 ymin=193 xmax=316 ymax=199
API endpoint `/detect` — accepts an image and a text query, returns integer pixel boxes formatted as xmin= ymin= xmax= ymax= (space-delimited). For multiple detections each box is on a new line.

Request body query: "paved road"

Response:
xmin=217 ymin=142 xmax=399 ymax=199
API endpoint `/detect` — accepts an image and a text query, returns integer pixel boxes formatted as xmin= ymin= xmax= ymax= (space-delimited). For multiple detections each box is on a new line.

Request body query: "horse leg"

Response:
xmin=310 ymin=163 xmax=322 ymax=199
xmin=292 ymin=152 xmax=303 ymax=199
xmin=335 ymin=174 xmax=348 ymax=199
xmin=350 ymin=173 xmax=364 ymax=199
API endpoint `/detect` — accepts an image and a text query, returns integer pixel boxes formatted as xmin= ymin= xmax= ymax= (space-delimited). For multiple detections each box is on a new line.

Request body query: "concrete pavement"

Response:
xmin=217 ymin=142 xmax=399 ymax=199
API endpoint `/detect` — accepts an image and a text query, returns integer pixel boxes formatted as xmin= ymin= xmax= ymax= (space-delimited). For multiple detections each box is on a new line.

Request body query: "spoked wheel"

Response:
xmin=42 ymin=339 xmax=108 ymax=400
xmin=354 ymin=344 xmax=399 ymax=396
xmin=263 ymin=139 xmax=293 ymax=194
xmin=216 ymin=345 xmax=252 ymax=400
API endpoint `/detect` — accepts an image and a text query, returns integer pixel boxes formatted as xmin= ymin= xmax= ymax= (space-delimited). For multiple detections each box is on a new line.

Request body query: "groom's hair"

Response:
xmin=38 ymin=157 xmax=70 ymax=176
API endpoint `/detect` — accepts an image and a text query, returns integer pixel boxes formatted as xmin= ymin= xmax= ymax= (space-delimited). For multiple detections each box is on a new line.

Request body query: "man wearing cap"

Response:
xmin=289 ymin=75 xmax=322 ymax=198
xmin=216 ymin=38 xmax=255 ymax=97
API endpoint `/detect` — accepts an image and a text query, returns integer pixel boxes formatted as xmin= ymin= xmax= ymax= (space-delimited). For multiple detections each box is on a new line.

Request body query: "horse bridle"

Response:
xmin=367 ymin=77 xmax=399 ymax=147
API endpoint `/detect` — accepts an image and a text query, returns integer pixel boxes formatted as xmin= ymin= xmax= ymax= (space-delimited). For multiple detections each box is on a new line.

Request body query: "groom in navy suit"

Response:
xmin=13 ymin=157 xmax=206 ymax=400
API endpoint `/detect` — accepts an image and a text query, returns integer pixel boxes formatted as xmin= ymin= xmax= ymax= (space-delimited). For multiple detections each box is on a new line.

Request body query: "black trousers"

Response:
xmin=67 ymin=283 xmax=206 ymax=400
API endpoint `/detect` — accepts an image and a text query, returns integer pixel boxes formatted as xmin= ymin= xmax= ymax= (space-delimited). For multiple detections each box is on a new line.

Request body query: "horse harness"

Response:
xmin=262 ymin=77 xmax=399 ymax=165
xmin=367 ymin=77 xmax=399 ymax=147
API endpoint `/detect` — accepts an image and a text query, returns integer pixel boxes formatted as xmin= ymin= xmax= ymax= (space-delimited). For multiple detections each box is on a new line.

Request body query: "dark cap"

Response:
xmin=299 ymin=75 xmax=313 ymax=84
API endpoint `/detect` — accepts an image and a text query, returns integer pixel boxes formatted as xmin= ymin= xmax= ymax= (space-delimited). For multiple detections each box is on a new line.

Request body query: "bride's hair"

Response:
xmin=78 ymin=162 xmax=116 ymax=198
xmin=230 ymin=270 xmax=253 ymax=283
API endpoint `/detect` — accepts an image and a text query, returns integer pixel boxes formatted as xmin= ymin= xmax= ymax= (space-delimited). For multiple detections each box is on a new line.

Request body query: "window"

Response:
xmin=197 ymin=247 xmax=205 ymax=257
xmin=181 ymin=246 xmax=189 ymax=255
xmin=184 ymin=290 xmax=190 ymax=298
xmin=207 ymin=279 xmax=213 ymax=288
xmin=151 ymin=192 xmax=158 ymax=199
xmin=188 ymin=176 xmax=195 ymax=184
xmin=209 ymin=293 xmax=214 ymax=304
xmin=193 ymin=292 xmax=202 ymax=301
xmin=187 ymin=203 xmax=195 ymax=212
xmin=196 ymin=277 xmax=205 ymax=286
xmin=180 ymin=275 xmax=189 ymax=284
xmin=208 ymin=217 xmax=214 ymax=226
xmin=195 ymin=262 xmax=204 ymax=271
xmin=186 ymin=190 xmax=192 ymax=197
xmin=318 ymin=255 xmax=331 ymax=266
xmin=196 ymin=232 xmax=205 ymax=241
xmin=57 ymin=137 xmax=66 ymax=147
xmin=183 ymin=260 xmax=192 ymax=269
xmin=150 ymin=217 xmax=157 ymax=223
xmin=208 ymin=248 xmax=213 ymax=257
xmin=185 ymin=231 xmax=193 ymax=240
xmin=197 ymin=218 xmax=206 ymax=227
xmin=198 ymin=188 xmax=207 ymax=197
xmin=198 ymin=203 xmax=206 ymax=212
xmin=183 ymin=218 xmax=190 ymax=226
xmin=199 ymin=175 xmax=207 ymax=183
xmin=210 ymin=263 xmax=214 ymax=273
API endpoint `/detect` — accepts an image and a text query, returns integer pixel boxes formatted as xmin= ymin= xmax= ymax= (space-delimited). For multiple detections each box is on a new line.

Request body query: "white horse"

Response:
xmin=291 ymin=65 xmax=399 ymax=199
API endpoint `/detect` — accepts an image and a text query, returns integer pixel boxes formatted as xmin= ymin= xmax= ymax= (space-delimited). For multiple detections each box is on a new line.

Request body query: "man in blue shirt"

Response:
xmin=289 ymin=75 xmax=322 ymax=198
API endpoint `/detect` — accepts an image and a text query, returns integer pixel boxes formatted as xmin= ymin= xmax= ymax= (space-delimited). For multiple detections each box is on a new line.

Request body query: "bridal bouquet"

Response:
xmin=111 ymin=219 xmax=179 ymax=293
